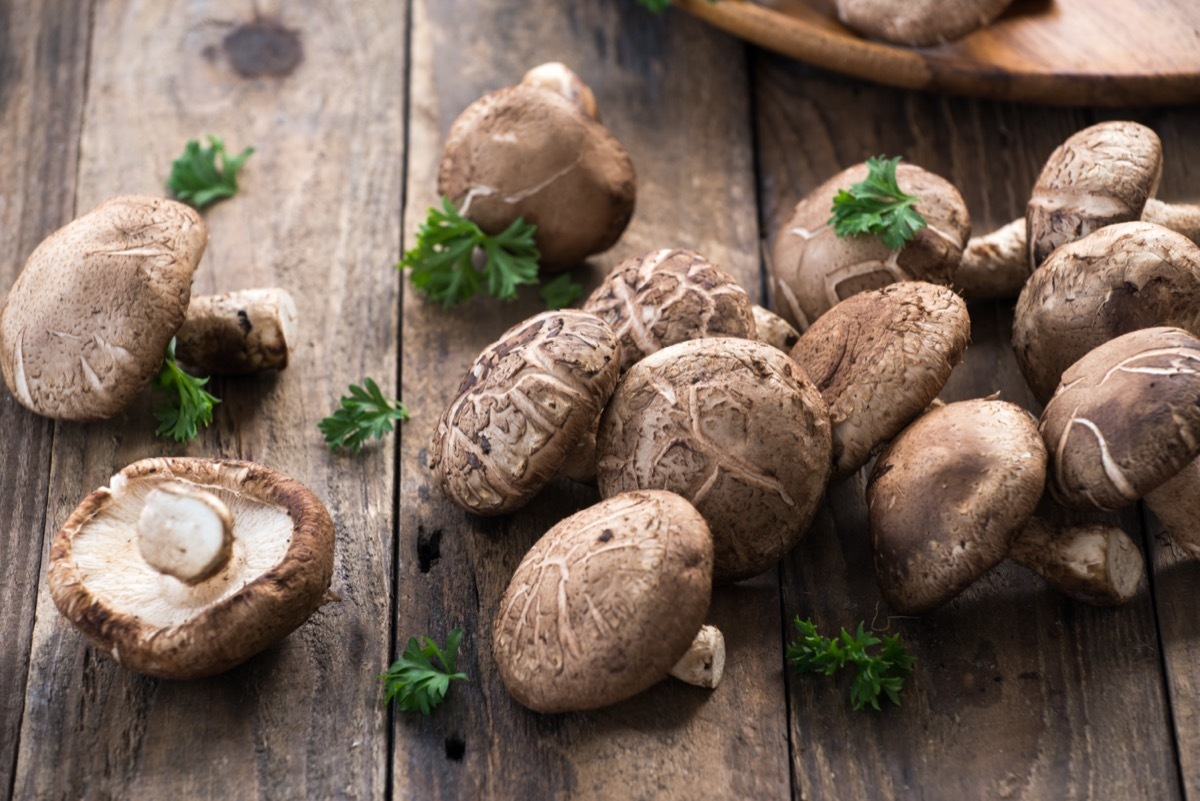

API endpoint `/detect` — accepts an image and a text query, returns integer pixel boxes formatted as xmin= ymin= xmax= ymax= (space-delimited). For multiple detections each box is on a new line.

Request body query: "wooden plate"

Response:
xmin=675 ymin=0 xmax=1200 ymax=105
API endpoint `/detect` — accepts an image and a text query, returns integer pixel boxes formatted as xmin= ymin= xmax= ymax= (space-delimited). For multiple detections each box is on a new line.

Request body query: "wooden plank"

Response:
xmin=10 ymin=1 xmax=405 ymax=798
xmin=0 ymin=2 xmax=91 ymax=796
xmin=754 ymin=56 xmax=1183 ymax=799
xmin=396 ymin=1 xmax=788 ymax=798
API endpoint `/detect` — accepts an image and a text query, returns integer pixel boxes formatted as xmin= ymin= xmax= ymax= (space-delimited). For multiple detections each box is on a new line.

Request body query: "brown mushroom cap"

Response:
xmin=48 ymin=457 xmax=335 ymax=679
xmin=596 ymin=337 xmax=832 ymax=584
xmin=0 ymin=196 xmax=207 ymax=421
xmin=836 ymin=0 xmax=1014 ymax=46
xmin=1040 ymin=326 xmax=1200 ymax=511
xmin=1027 ymin=121 xmax=1162 ymax=267
xmin=431 ymin=310 xmax=620 ymax=516
xmin=1013 ymin=221 xmax=1200 ymax=404
xmin=790 ymin=281 xmax=971 ymax=482
xmin=868 ymin=399 xmax=1048 ymax=615
xmin=492 ymin=490 xmax=713 ymax=713
xmin=582 ymin=248 xmax=756 ymax=373
xmin=769 ymin=162 xmax=970 ymax=330
xmin=437 ymin=84 xmax=636 ymax=271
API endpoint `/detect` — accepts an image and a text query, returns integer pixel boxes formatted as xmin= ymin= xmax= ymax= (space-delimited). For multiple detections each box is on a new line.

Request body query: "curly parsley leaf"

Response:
xmin=539 ymin=273 xmax=584 ymax=310
xmin=381 ymin=628 xmax=468 ymax=715
xmin=829 ymin=155 xmax=927 ymax=250
xmin=636 ymin=0 xmax=719 ymax=11
xmin=786 ymin=617 xmax=915 ymax=711
xmin=399 ymin=197 xmax=540 ymax=307
xmin=152 ymin=338 xmax=220 ymax=442
xmin=166 ymin=136 xmax=255 ymax=209
xmin=318 ymin=377 xmax=410 ymax=454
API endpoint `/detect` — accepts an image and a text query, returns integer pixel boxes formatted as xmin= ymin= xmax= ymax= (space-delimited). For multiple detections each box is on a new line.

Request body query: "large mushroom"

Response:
xmin=836 ymin=0 xmax=1014 ymax=46
xmin=48 ymin=457 xmax=336 ymax=679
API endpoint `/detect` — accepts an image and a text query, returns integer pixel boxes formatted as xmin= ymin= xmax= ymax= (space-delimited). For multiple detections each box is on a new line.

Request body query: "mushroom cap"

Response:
xmin=0 ymin=196 xmax=207 ymax=421
xmin=596 ymin=337 xmax=832 ymax=583
xmin=790 ymin=281 xmax=971 ymax=482
xmin=48 ymin=457 xmax=335 ymax=679
xmin=431 ymin=310 xmax=621 ymax=516
xmin=769 ymin=162 xmax=970 ymax=330
xmin=492 ymin=490 xmax=713 ymax=713
xmin=437 ymin=84 xmax=636 ymax=270
xmin=752 ymin=305 xmax=801 ymax=353
xmin=868 ymin=399 xmax=1048 ymax=615
xmin=1027 ymin=121 xmax=1162 ymax=266
xmin=1013 ymin=221 xmax=1200 ymax=404
xmin=582 ymin=248 xmax=756 ymax=373
xmin=1039 ymin=326 xmax=1200 ymax=511
xmin=836 ymin=0 xmax=1014 ymax=45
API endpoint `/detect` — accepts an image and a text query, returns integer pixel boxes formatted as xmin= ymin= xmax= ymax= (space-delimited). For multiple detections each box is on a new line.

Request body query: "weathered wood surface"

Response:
xmin=3 ymin=0 xmax=1200 ymax=799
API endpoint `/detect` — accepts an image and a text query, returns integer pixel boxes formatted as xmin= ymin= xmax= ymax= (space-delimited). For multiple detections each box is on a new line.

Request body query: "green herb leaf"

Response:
xmin=166 ymin=136 xmax=255 ymax=209
xmin=539 ymin=273 xmax=584 ymax=310
xmin=399 ymin=197 xmax=540 ymax=307
xmin=828 ymin=155 xmax=927 ymax=250
xmin=152 ymin=338 xmax=220 ymax=442
xmin=380 ymin=628 xmax=469 ymax=715
xmin=786 ymin=617 xmax=914 ymax=711
xmin=318 ymin=377 xmax=410 ymax=454
xmin=636 ymin=0 xmax=673 ymax=10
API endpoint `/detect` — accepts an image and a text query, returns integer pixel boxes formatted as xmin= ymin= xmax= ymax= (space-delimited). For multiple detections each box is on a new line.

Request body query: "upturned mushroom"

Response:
xmin=431 ymin=310 xmax=620 ymax=516
xmin=493 ymin=490 xmax=717 ymax=713
xmin=581 ymin=248 xmax=756 ymax=373
xmin=1012 ymin=222 xmax=1200 ymax=403
xmin=438 ymin=63 xmax=636 ymax=271
xmin=596 ymin=337 xmax=832 ymax=583
xmin=836 ymin=0 xmax=1014 ymax=46
xmin=789 ymin=281 xmax=971 ymax=482
xmin=770 ymin=161 xmax=970 ymax=330
xmin=48 ymin=457 xmax=336 ymax=679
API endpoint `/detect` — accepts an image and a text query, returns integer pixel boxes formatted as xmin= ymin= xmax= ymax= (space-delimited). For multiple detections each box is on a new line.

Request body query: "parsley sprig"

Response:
xmin=829 ymin=155 xmax=927 ymax=250
xmin=318 ymin=377 xmax=409 ymax=453
xmin=381 ymin=628 xmax=469 ymax=715
xmin=400 ymin=197 xmax=540 ymax=307
xmin=166 ymin=136 xmax=255 ymax=209
xmin=539 ymin=273 xmax=584 ymax=310
xmin=786 ymin=617 xmax=915 ymax=711
xmin=152 ymin=338 xmax=220 ymax=443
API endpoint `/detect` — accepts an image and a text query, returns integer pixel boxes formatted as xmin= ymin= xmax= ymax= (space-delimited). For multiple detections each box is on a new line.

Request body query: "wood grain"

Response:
xmin=679 ymin=0 xmax=1200 ymax=106
xmin=395 ymin=1 xmax=787 ymax=798
xmin=754 ymin=55 xmax=1184 ymax=799
xmin=10 ymin=1 xmax=405 ymax=798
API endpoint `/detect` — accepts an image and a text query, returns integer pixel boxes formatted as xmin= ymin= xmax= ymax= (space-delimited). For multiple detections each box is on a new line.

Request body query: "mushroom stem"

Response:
xmin=668 ymin=624 xmax=726 ymax=689
xmin=521 ymin=62 xmax=599 ymax=121
xmin=1007 ymin=517 xmax=1144 ymax=606
xmin=1143 ymin=198 xmax=1200 ymax=246
xmin=136 ymin=483 xmax=234 ymax=585
xmin=956 ymin=218 xmax=1030 ymax=300
xmin=174 ymin=288 xmax=298 ymax=375
xmin=1145 ymin=456 xmax=1200 ymax=558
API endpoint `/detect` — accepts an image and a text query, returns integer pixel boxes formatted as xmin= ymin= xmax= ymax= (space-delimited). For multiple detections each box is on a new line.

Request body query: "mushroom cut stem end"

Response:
xmin=669 ymin=624 xmax=726 ymax=689
xmin=136 ymin=483 xmax=234 ymax=585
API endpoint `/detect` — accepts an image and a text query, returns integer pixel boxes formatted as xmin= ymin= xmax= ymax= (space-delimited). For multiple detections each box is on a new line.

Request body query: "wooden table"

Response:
xmin=2 ymin=1 xmax=1199 ymax=798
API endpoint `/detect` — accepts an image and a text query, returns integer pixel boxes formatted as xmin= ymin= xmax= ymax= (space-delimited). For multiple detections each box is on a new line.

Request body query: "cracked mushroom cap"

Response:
xmin=596 ymin=337 xmax=832 ymax=584
xmin=48 ymin=457 xmax=336 ymax=679
xmin=431 ymin=310 xmax=620 ymax=516
xmin=1039 ymin=326 xmax=1200 ymax=511
xmin=437 ymin=82 xmax=636 ymax=271
xmin=493 ymin=490 xmax=713 ymax=713
xmin=769 ymin=162 xmax=970 ymax=331
xmin=790 ymin=282 xmax=971 ymax=482
xmin=582 ymin=248 xmax=756 ymax=373
xmin=0 ymin=196 xmax=207 ymax=421
xmin=836 ymin=0 xmax=1014 ymax=45
xmin=1013 ymin=221 xmax=1200 ymax=404
xmin=868 ymin=399 xmax=1047 ymax=615
xmin=1027 ymin=121 xmax=1162 ymax=267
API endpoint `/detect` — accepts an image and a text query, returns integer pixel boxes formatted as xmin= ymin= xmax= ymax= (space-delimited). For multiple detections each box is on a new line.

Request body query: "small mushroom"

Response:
xmin=1006 ymin=517 xmax=1143 ymax=607
xmin=752 ymin=305 xmax=801 ymax=353
xmin=790 ymin=282 xmax=971 ymax=482
xmin=431 ymin=310 xmax=620 ymax=516
xmin=48 ymin=457 xmax=336 ymax=679
xmin=174 ymin=288 xmax=298 ymax=374
xmin=596 ymin=337 xmax=832 ymax=584
xmin=493 ymin=490 xmax=714 ymax=713
xmin=438 ymin=66 xmax=636 ymax=271
xmin=770 ymin=161 xmax=970 ymax=330
xmin=0 ymin=196 xmax=207 ymax=421
xmin=1012 ymin=222 xmax=1200 ymax=403
xmin=836 ymin=0 xmax=1014 ymax=46
xmin=582 ymin=248 xmax=756 ymax=373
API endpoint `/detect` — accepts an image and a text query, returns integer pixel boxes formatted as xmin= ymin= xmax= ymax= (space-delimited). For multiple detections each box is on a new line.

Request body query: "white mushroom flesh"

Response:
xmin=137 ymin=485 xmax=233 ymax=584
